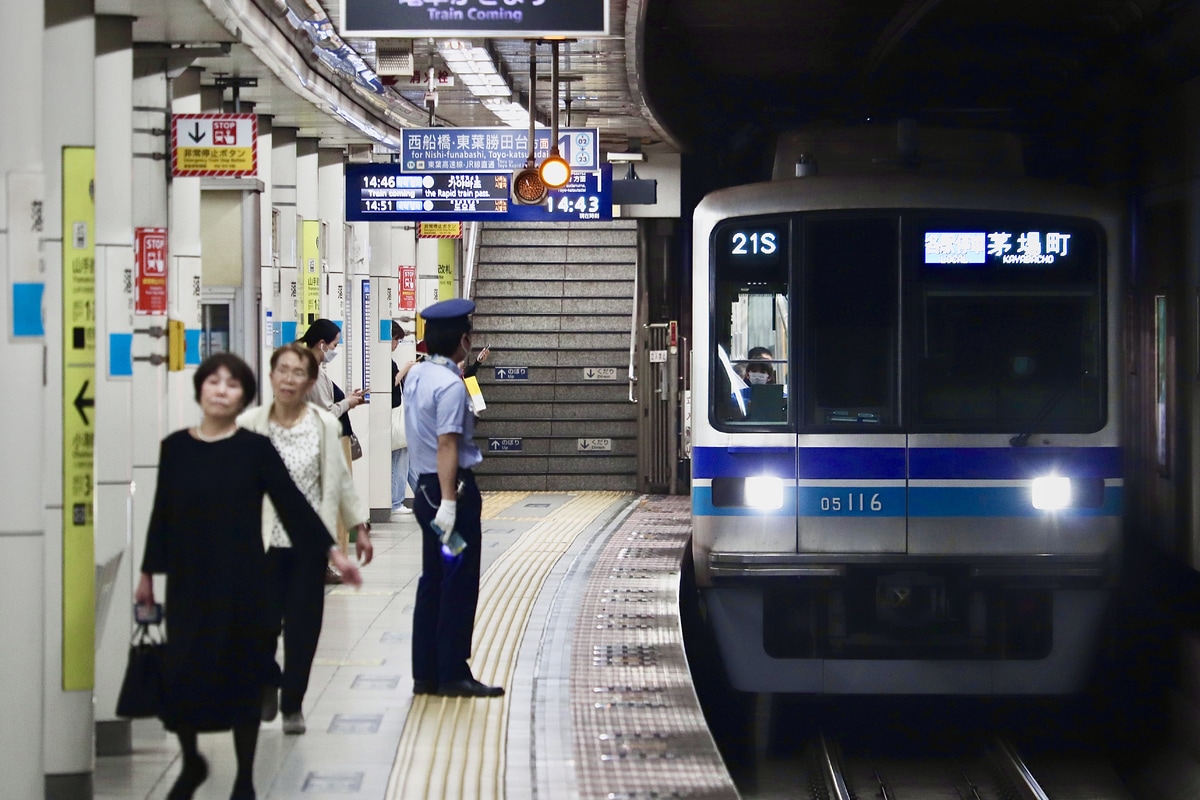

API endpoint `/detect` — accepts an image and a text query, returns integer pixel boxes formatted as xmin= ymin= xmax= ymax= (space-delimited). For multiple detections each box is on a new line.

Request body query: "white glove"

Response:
xmin=434 ymin=500 xmax=457 ymax=540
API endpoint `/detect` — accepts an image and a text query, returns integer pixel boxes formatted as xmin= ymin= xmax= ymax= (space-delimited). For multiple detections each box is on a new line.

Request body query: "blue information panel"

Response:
xmin=488 ymin=438 xmax=523 ymax=452
xmin=345 ymin=163 xmax=612 ymax=222
xmin=400 ymin=127 xmax=598 ymax=174
xmin=493 ymin=366 xmax=529 ymax=380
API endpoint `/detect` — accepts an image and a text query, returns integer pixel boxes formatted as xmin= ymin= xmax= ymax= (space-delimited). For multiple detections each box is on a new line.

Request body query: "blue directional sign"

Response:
xmin=400 ymin=128 xmax=598 ymax=174
xmin=493 ymin=366 xmax=529 ymax=381
xmin=488 ymin=438 xmax=523 ymax=452
xmin=345 ymin=164 xmax=612 ymax=222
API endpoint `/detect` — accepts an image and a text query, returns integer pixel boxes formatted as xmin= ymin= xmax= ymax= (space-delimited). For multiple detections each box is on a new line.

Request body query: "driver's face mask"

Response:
xmin=747 ymin=370 xmax=770 ymax=385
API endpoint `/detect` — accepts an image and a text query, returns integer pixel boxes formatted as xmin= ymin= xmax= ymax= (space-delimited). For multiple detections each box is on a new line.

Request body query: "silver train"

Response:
xmin=689 ymin=127 xmax=1124 ymax=694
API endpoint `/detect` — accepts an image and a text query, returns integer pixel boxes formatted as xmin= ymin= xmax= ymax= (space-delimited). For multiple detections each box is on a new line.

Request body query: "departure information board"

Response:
xmin=345 ymin=163 xmax=612 ymax=222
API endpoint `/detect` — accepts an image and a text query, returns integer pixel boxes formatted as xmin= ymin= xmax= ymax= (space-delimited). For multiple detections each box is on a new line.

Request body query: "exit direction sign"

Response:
xmin=494 ymin=366 xmax=528 ymax=380
xmin=489 ymin=438 xmax=522 ymax=452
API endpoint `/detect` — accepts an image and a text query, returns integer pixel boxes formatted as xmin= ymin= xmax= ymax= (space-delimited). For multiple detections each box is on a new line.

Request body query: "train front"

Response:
xmin=689 ymin=176 xmax=1123 ymax=695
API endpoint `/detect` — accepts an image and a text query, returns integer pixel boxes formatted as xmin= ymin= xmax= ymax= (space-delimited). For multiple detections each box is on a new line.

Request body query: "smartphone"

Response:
xmin=134 ymin=602 xmax=164 ymax=625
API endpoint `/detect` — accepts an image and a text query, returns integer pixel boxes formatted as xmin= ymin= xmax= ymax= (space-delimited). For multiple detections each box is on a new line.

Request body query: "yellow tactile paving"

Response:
xmin=385 ymin=491 xmax=633 ymax=800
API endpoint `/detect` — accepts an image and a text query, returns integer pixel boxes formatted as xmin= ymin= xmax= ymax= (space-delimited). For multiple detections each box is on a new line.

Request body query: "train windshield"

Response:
xmin=912 ymin=214 xmax=1105 ymax=433
xmin=712 ymin=219 xmax=791 ymax=425
xmin=708 ymin=211 xmax=1105 ymax=433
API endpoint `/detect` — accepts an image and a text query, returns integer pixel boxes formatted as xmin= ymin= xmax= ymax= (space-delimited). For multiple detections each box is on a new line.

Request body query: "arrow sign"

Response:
xmin=189 ymin=122 xmax=206 ymax=143
xmin=74 ymin=379 xmax=94 ymax=425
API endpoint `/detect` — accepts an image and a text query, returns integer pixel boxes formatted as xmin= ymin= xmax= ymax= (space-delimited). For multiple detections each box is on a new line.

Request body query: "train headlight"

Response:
xmin=745 ymin=476 xmax=784 ymax=510
xmin=1031 ymin=475 xmax=1072 ymax=511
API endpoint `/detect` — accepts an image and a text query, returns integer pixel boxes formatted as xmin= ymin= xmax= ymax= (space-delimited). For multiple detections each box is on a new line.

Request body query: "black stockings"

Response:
xmin=232 ymin=722 xmax=259 ymax=799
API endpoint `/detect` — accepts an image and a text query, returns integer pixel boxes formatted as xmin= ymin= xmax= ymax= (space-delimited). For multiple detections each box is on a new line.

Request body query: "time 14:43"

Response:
xmin=546 ymin=195 xmax=600 ymax=214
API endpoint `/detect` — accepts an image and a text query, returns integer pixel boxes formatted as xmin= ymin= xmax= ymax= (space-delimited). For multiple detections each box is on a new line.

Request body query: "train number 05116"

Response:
xmin=820 ymin=493 xmax=883 ymax=512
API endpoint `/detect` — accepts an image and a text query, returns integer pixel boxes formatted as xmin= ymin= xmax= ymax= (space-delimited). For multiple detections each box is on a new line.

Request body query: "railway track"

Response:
xmin=804 ymin=733 xmax=1135 ymax=800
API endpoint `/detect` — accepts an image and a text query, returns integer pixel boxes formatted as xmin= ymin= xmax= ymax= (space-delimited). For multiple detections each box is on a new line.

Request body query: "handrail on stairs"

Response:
xmin=627 ymin=243 xmax=639 ymax=402
xmin=462 ymin=221 xmax=480 ymax=300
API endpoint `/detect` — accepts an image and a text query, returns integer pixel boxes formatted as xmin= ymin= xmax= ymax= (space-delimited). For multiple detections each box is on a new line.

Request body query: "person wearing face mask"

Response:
xmin=745 ymin=346 xmax=776 ymax=385
xmin=300 ymin=319 xmax=366 ymax=572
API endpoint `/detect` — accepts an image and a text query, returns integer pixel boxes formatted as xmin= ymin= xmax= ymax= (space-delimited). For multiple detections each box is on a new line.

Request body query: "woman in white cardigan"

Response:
xmin=237 ymin=342 xmax=373 ymax=735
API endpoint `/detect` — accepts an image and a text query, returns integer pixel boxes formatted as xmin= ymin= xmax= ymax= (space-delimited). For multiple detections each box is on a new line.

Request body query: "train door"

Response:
xmin=796 ymin=215 xmax=906 ymax=554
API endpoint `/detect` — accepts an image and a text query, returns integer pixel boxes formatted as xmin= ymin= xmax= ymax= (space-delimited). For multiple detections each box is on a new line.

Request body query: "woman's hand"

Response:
xmin=355 ymin=524 xmax=374 ymax=566
xmin=346 ymin=388 xmax=367 ymax=409
xmin=134 ymin=572 xmax=155 ymax=608
xmin=395 ymin=360 xmax=416 ymax=385
xmin=329 ymin=549 xmax=363 ymax=588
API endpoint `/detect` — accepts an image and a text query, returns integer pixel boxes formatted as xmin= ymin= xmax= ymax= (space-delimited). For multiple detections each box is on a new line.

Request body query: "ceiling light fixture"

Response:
xmin=437 ymin=38 xmax=539 ymax=128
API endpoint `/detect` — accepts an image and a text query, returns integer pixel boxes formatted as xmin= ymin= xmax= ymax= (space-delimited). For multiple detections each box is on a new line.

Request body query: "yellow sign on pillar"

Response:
xmin=62 ymin=146 xmax=95 ymax=691
xmin=437 ymin=239 xmax=455 ymax=301
xmin=299 ymin=220 xmax=321 ymax=331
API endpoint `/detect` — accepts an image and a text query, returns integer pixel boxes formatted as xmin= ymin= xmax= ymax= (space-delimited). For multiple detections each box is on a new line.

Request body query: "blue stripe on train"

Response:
xmin=692 ymin=446 xmax=1122 ymax=480
xmin=692 ymin=485 xmax=1123 ymax=518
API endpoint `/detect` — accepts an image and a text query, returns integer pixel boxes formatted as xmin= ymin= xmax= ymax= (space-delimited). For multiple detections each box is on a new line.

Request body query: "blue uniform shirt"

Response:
xmin=403 ymin=358 xmax=483 ymax=475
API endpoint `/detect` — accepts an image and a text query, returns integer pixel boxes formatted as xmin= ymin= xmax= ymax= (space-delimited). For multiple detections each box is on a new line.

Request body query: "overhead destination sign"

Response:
xmin=401 ymin=127 xmax=598 ymax=174
xmin=340 ymin=0 xmax=608 ymax=38
xmin=345 ymin=163 xmax=612 ymax=222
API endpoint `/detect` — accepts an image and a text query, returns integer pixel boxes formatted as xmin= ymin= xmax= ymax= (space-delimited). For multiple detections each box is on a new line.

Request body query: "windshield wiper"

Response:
xmin=1009 ymin=381 xmax=1075 ymax=447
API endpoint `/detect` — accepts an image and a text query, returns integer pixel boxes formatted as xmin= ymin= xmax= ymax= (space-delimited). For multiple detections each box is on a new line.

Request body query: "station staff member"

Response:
xmin=403 ymin=298 xmax=503 ymax=698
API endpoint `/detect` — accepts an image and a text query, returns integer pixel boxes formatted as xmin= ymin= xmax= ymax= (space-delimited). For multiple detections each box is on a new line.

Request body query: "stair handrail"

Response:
xmin=627 ymin=239 xmax=640 ymax=401
xmin=463 ymin=221 xmax=480 ymax=300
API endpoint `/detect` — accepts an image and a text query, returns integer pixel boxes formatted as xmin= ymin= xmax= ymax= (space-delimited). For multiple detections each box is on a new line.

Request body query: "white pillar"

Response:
xmin=0 ymin=0 xmax=45 ymax=794
xmin=272 ymin=127 xmax=298 ymax=346
xmin=258 ymin=116 xmax=276 ymax=401
xmin=42 ymin=1 xmax=96 ymax=794
xmin=168 ymin=68 xmax=203 ymax=433
xmin=93 ymin=12 xmax=137 ymax=757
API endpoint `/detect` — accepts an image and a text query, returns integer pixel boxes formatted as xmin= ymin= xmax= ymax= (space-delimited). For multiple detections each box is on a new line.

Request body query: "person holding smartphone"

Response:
xmin=135 ymin=353 xmax=362 ymax=800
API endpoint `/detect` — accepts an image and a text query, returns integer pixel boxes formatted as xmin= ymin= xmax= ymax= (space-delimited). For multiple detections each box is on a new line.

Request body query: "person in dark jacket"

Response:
xmin=135 ymin=352 xmax=362 ymax=800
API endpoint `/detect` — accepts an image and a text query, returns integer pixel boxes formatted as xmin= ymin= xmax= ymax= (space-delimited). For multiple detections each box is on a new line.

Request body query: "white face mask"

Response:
xmin=323 ymin=346 xmax=338 ymax=364
xmin=747 ymin=370 xmax=769 ymax=385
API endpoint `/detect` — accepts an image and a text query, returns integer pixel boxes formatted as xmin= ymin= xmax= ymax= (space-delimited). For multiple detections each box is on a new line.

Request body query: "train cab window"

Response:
xmin=911 ymin=216 xmax=1105 ymax=432
xmin=802 ymin=216 xmax=899 ymax=428
xmin=712 ymin=219 xmax=791 ymax=427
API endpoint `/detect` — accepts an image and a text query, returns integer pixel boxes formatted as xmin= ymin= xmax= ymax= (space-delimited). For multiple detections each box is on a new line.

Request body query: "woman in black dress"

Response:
xmin=135 ymin=353 xmax=362 ymax=800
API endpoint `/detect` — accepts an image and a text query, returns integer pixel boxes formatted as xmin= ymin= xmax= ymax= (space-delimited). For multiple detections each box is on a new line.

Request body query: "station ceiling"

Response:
xmin=127 ymin=0 xmax=1200 ymax=180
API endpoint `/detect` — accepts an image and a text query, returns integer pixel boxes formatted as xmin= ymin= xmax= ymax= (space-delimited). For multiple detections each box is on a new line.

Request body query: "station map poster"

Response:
xmin=339 ymin=0 xmax=608 ymax=38
xmin=62 ymin=146 xmax=95 ymax=691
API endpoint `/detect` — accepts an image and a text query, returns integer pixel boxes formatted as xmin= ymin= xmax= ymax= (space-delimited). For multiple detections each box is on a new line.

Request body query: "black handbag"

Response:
xmin=115 ymin=622 xmax=165 ymax=718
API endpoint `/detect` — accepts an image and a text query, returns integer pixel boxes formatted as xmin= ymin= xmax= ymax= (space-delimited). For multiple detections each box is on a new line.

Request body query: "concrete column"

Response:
xmin=272 ymin=127 xmax=298 ymax=345
xmin=0 ymin=0 xmax=45 ymax=795
xmin=257 ymin=116 xmax=276 ymax=401
xmin=92 ymin=12 xmax=137 ymax=758
xmin=168 ymin=68 xmax=203 ymax=432
xmin=42 ymin=1 xmax=96 ymax=795
xmin=129 ymin=66 xmax=171 ymax=723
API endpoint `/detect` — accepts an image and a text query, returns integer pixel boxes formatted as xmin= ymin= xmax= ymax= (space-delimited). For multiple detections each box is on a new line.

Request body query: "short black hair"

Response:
xmin=748 ymin=346 xmax=773 ymax=360
xmin=299 ymin=318 xmax=340 ymax=348
xmin=423 ymin=317 xmax=472 ymax=358
xmin=193 ymin=352 xmax=257 ymax=408
xmin=391 ymin=320 xmax=406 ymax=341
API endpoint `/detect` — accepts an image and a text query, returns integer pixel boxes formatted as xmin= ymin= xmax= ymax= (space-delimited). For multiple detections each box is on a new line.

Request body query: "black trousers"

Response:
xmin=411 ymin=469 xmax=482 ymax=685
xmin=265 ymin=545 xmax=327 ymax=715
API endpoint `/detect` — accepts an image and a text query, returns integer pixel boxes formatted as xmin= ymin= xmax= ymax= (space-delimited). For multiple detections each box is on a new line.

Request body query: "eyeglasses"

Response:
xmin=272 ymin=367 xmax=311 ymax=380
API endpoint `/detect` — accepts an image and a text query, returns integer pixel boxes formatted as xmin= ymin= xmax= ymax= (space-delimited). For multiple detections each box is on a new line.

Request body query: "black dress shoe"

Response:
xmin=413 ymin=679 xmax=436 ymax=695
xmin=438 ymin=677 xmax=504 ymax=697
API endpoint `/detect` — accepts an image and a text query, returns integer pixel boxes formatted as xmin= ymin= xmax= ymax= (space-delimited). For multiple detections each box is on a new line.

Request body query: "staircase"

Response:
xmin=468 ymin=220 xmax=638 ymax=491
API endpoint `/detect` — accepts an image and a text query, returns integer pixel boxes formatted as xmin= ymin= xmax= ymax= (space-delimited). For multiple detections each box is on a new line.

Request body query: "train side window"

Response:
xmin=802 ymin=216 xmax=899 ymax=429
xmin=712 ymin=218 xmax=791 ymax=428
